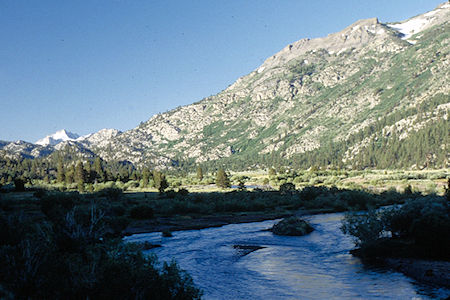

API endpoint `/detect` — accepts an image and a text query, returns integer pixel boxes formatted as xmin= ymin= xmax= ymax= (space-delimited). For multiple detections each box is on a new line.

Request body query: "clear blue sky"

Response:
xmin=0 ymin=0 xmax=444 ymax=142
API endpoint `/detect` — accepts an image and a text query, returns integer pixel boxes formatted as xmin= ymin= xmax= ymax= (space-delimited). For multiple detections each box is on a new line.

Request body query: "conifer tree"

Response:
xmin=56 ymin=159 xmax=65 ymax=183
xmin=75 ymin=162 xmax=86 ymax=186
xmin=93 ymin=157 xmax=106 ymax=183
xmin=215 ymin=168 xmax=230 ymax=188
xmin=65 ymin=165 xmax=75 ymax=184
xmin=153 ymin=170 xmax=168 ymax=193
xmin=196 ymin=166 xmax=204 ymax=181
xmin=142 ymin=168 xmax=150 ymax=188
xmin=84 ymin=161 xmax=92 ymax=184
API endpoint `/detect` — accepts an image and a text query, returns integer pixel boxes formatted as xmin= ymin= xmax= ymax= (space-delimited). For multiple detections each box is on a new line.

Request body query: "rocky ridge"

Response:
xmin=1 ymin=3 xmax=449 ymax=169
xmin=91 ymin=3 xmax=448 ymax=168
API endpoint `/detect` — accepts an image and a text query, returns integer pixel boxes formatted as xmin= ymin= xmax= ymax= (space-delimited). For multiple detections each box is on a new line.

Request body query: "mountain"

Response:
xmin=0 ymin=129 xmax=121 ymax=161
xmin=2 ymin=3 xmax=449 ymax=170
xmin=91 ymin=3 xmax=449 ymax=169
xmin=36 ymin=129 xmax=80 ymax=146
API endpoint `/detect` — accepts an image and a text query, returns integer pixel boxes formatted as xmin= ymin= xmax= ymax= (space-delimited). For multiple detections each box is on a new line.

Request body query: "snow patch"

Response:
xmin=36 ymin=129 xmax=80 ymax=146
xmin=337 ymin=48 xmax=347 ymax=55
xmin=387 ymin=3 xmax=449 ymax=42
xmin=424 ymin=10 xmax=438 ymax=17
xmin=388 ymin=17 xmax=431 ymax=40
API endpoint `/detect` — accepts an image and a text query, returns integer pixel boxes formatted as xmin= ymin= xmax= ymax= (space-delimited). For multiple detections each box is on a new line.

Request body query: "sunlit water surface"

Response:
xmin=125 ymin=213 xmax=450 ymax=299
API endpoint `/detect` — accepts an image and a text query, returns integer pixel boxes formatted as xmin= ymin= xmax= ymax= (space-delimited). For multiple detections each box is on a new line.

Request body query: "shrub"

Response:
xmin=129 ymin=205 xmax=154 ymax=220
xmin=0 ymin=213 xmax=202 ymax=299
xmin=271 ymin=217 xmax=314 ymax=236
xmin=279 ymin=183 xmax=296 ymax=194
xmin=13 ymin=179 xmax=25 ymax=192
xmin=33 ymin=189 xmax=47 ymax=199
xmin=165 ymin=189 xmax=177 ymax=198
xmin=106 ymin=216 xmax=130 ymax=236
xmin=342 ymin=195 xmax=450 ymax=259
xmin=111 ymin=204 xmax=126 ymax=216
xmin=178 ymin=188 xmax=189 ymax=196
xmin=299 ymin=186 xmax=324 ymax=201
xmin=341 ymin=210 xmax=384 ymax=247
xmin=100 ymin=187 xmax=123 ymax=201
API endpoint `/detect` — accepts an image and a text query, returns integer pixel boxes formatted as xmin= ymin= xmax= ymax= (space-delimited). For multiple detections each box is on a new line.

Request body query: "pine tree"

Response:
xmin=215 ymin=168 xmax=230 ymax=188
xmin=142 ymin=168 xmax=150 ymax=188
xmin=196 ymin=166 xmax=204 ymax=181
xmin=56 ymin=159 xmax=65 ymax=183
xmin=84 ymin=161 xmax=92 ymax=184
xmin=153 ymin=170 xmax=168 ymax=193
xmin=75 ymin=162 xmax=86 ymax=186
xmin=65 ymin=165 xmax=75 ymax=184
xmin=93 ymin=157 xmax=105 ymax=183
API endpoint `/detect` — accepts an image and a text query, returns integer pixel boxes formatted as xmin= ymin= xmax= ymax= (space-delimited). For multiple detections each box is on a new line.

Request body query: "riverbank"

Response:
xmin=123 ymin=211 xmax=290 ymax=235
xmin=383 ymin=258 xmax=450 ymax=288
xmin=124 ymin=210 xmax=450 ymax=299
xmin=123 ymin=207 xmax=339 ymax=235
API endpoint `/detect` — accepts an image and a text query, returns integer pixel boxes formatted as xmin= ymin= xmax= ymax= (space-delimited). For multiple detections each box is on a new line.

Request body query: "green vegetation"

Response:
xmin=215 ymin=168 xmax=231 ymax=189
xmin=341 ymin=193 xmax=450 ymax=261
xmin=0 ymin=161 xmax=447 ymax=297
xmin=271 ymin=217 xmax=314 ymax=236
xmin=0 ymin=192 xmax=202 ymax=299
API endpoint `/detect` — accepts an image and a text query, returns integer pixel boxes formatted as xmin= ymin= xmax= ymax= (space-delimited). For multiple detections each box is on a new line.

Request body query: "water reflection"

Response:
xmin=125 ymin=213 xmax=450 ymax=299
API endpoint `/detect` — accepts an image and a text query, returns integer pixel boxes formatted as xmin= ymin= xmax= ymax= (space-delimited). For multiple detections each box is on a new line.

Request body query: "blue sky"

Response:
xmin=0 ymin=0 xmax=444 ymax=142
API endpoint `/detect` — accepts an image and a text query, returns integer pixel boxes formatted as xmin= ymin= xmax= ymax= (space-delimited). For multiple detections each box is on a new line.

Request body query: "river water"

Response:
xmin=125 ymin=213 xmax=450 ymax=299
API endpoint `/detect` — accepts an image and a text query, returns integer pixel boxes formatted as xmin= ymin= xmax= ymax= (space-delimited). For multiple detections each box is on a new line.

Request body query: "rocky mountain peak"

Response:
xmin=35 ymin=129 xmax=80 ymax=146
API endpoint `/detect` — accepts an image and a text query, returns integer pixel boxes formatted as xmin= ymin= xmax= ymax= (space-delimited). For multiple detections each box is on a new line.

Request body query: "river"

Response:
xmin=124 ymin=212 xmax=450 ymax=299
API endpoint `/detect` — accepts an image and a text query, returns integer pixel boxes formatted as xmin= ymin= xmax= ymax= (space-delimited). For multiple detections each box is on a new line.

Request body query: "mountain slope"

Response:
xmin=2 ymin=4 xmax=448 ymax=170
xmin=92 ymin=3 xmax=449 ymax=169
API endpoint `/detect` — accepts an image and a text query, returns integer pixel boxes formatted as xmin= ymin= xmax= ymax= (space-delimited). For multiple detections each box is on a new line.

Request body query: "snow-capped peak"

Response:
xmin=387 ymin=2 xmax=449 ymax=43
xmin=35 ymin=129 xmax=80 ymax=146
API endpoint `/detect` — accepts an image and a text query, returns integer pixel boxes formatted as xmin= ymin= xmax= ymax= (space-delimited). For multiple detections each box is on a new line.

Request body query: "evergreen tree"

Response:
xmin=75 ymin=162 xmax=86 ymax=186
xmin=153 ymin=170 xmax=168 ymax=193
xmin=56 ymin=159 xmax=65 ymax=183
xmin=215 ymin=168 xmax=230 ymax=188
xmin=196 ymin=166 xmax=204 ymax=181
xmin=65 ymin=165 xmax=75 ymax=184
xmin=142 ymin=168 xmax=150 ymax=188
xmin=93 ymin=157 xmax=106 ymax=183
xmin=84 ymin=161 xmax=93 ymax=184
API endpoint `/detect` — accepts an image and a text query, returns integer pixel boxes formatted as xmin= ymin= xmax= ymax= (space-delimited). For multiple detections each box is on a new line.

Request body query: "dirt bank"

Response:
xmin=123 ymin=212 xmax=290 ymax=235
xmin=383 ymin=258 xmax=450 ymax=288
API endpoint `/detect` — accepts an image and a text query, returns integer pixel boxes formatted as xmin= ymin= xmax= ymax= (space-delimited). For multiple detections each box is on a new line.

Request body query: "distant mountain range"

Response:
xmin=1 ymin=2 xmax=449 ymax=169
